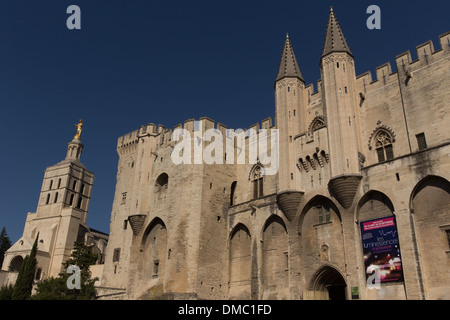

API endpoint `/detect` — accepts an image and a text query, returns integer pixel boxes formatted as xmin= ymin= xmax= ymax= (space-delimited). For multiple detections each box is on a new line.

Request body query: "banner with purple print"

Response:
xmin=360 ymin=217 xmax=404 ymax=284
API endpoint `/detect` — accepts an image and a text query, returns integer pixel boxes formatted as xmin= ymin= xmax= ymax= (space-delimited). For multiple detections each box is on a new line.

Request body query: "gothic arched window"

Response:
xmin=308 ymin=116 xmax=326 ymax=137
xmin=251 ymin=165 xmax=264 ymax=199
xmin=374 ymin=130 xmax=394 ymax=163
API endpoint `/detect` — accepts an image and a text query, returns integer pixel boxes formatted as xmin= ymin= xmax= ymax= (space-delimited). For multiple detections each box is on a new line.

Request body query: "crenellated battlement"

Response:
xmin=117 ymin=129 xmax=139 ymax=156
xmin=356 ymin=31 xmax=449 ymax=88
xmin=117 ymin=116 xmax=276 ymax=157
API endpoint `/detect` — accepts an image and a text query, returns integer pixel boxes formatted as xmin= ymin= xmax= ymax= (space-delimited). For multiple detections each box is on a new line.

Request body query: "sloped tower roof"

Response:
xmin=321 ymin=7 xmax=352 ymax=58
xmin=276 ymin=33 xmax=304 ymax=82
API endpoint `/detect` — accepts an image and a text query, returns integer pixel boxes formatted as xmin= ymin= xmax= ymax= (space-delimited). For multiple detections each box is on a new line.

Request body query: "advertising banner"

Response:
xmin=360 ymin=216 xmax=404 ymax=284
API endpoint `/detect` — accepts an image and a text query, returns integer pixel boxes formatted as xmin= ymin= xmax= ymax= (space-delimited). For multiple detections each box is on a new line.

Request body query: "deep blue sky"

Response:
xmin=0 ymin=1 xmax=448 ymax=243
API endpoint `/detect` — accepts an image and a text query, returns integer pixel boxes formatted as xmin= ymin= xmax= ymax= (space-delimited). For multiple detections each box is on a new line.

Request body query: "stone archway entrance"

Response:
xmin=305 ymin=266 xmax=347 ymax=300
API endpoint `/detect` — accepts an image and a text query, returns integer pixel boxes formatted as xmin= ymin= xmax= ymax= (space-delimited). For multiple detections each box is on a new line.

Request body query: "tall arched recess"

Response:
xmin=411 ymin=175 xmax=450 ymax=300
xmin=136 ymin=217 xmax=168 ymax=297
xmin=357 ymin=190 xmax=405 ymax=300
xmin=228 ymin=223 xmax=252 ymax=300
xmin=299 ymin=195 xmax=346 ymax=300
xmin=261 ymin=215 xmax=289 ymax=300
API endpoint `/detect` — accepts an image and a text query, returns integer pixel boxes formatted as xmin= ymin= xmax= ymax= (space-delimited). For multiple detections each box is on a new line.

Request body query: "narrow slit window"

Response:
xmin=153 ymin=260 xmax=159 ymax=276
xmin=113 ymin=248 xmax=121 ymax=262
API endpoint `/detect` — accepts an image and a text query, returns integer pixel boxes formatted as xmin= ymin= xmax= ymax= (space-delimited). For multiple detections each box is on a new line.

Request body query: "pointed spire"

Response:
xmin=321 ymin=7 xmax=352 ymax=58
xmin=276 ymin=33 xmax=304 ymax=83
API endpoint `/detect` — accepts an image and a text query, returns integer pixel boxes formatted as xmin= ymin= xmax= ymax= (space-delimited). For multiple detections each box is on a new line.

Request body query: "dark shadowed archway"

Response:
xmin=306 ymin=265 xmax=347 ymax=300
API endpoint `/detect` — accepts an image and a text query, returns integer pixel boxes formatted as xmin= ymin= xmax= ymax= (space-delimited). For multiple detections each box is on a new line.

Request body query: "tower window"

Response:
xmin=80 ymin=183 xmax=85 ymax=195
xmin=69 ymin=193 xmax=74 ymax=206
xmin=113 ymin=248 xmax=121 ymax=262
xmin=49 ymin=180 xmax=53 ymax=190
xmin=54 ymin=192 xmax=58 ymax=203
xmin=46 ymin=194 xmax=51 ymax=205
xmin=337 ymin=62 xmax=340 ymax=68
xmin=72 ymin=180 xmax=77 ymax=191
xmin=76 ymin=197 xmax=82 ymax=209
xmin=416 ymin=133 xmax=427 ymax=151
xmin=230 ymin=181 xmax=237 ymax=206
xmin=57 ymin=179 xmax=61 ymax=189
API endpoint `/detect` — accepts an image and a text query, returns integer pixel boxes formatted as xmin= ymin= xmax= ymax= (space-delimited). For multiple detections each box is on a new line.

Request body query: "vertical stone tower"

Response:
xmin=320 ymin=7 xmax=363 ymax=209
xmin=274 ymin=34 xmax=307 ymax=221
xmin=1 ymin=121 xmax=95 ymax=280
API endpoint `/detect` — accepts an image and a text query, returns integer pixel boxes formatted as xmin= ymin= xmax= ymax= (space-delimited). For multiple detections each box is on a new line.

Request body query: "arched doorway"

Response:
xmin=306 ymin=266 xmax=347 ymax=300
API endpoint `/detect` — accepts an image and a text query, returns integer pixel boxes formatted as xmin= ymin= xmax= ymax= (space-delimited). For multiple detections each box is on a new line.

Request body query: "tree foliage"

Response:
xmin=32 ymin=241 xmax=99 ymax=300
xmin=0 ymin=284 xmax=14 ymax=300
xmin=0 ymin=227 xmax=12 ymax=269
xmin=12 ymin=234 xmax=38 ymax=300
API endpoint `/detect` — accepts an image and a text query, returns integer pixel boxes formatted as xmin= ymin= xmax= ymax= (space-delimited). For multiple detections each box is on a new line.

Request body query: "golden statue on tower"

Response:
xmin=74 ymin=119 xmax=83 ymax=140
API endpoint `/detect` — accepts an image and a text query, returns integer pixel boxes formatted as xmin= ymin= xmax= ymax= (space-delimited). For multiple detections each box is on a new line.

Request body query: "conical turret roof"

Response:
xmin=321 ymin=7 xmax=352 ymax=58
xmin=276 ymin=33 xmax=304 ymax=82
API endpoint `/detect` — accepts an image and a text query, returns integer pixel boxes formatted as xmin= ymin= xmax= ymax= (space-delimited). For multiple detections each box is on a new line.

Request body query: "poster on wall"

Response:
xmin=360 ymin=216 xmax=404 ymax=284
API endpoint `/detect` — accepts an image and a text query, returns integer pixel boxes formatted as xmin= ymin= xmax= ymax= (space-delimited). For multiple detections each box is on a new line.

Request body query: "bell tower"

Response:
xmin=2 ymin=120 xmax=95 ymax=279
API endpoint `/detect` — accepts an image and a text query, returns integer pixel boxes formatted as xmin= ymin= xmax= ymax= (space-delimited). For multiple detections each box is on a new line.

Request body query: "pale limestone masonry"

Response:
xmin=100 ymin=8 xmax=449 ymax=300
xmin=1 ymin=133 xmax=108 ymax=288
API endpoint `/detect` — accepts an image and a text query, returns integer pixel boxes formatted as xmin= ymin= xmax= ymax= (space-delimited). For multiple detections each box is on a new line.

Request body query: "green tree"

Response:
xmin=0 ymin=227 xmax=12 ymax=269
xmin=12 ymin=234 xmax=38 ymax=300
xmin=0 ymin=284 xmax=14 ymax=300
xmin=33 ymin=241 xmax=99 ymax=300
